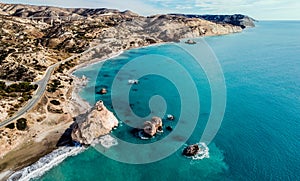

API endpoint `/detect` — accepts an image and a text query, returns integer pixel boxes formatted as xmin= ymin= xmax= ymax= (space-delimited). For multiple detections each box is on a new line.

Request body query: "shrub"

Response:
xmin=0 ymin=81 xmax=5 ymax=90
xmin=16 ymin=118 xmax=27 ymax=130
xmin=50 ymin=99 xmax=60 ymax=105
xmin=6 ymin=123 xmax=15 ymax=129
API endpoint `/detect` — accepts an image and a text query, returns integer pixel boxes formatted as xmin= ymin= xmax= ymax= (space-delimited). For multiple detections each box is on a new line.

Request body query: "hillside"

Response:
xmin=170 ymin=14 xmax=256 ymax=28
xmin=0 ymin=3 xmax=255 ymax=175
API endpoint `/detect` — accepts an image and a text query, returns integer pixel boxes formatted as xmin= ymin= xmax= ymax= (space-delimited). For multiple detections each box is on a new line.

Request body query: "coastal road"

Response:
xmin=0 ymin=65 xmax=55 ymax=128
xmin=0 ymin=43 xmax=110 ymax=128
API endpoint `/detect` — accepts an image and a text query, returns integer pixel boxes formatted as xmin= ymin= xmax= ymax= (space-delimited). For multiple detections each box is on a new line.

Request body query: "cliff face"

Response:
xmin=170 ymin=14 xmax=256 ymax=29
xmin=71 ymin=100 xmax=118 ymax=145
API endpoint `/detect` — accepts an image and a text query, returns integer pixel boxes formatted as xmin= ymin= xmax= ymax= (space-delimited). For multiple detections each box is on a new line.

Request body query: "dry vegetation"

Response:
xmin=0 ymin=2 xmax=253 ymax=175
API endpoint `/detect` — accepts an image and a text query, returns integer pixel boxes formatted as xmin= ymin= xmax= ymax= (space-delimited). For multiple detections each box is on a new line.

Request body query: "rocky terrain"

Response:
xmin=71 ymin=100 xmax=118 ymax=145
xmin=0 ymin=3 xmax=248 ymax=123
xmin=0 ymin=2 xmax=254 ymax=177
xmin=170 ymin=14 xmax=256 ymax=28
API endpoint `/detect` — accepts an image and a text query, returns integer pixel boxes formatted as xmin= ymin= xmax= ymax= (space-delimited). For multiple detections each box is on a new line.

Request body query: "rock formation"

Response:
xmin=171 ymin=14 xmax=256 ymax=29
xmin=167 ymin=114 xmax=175 ymax=120
xmin=185 ymin=39 xmax=197 ymax=44
xmin=98 ymin=88 xmax=107 ymax=95
xmin=143 ymin=116 xmax=163 ymax=137
xmin=182 ymin=144 xmax=200 ymax=156
xmin=71 ymin=100 xmax=118 ymax=145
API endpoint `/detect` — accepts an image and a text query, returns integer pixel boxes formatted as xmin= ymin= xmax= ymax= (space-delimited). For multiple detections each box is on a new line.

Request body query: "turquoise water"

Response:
xmin=39 ymin=21 xmax=300 ymax=180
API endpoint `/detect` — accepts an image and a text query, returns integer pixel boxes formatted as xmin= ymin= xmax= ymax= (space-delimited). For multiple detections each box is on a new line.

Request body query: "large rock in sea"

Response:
xmin=71 ymin=100 xmax=118 ymax=145
xmin=143 ymin=116 xmax=163 ymax=137
xmin=182 ymin=144 xmax=200 ymax=157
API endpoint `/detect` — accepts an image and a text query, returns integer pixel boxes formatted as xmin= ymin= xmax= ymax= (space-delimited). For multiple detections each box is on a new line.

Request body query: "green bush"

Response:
xmin=0 ymin=81 xmax=5 ymax=90
xmin=50 ymin=99 xmax=60 ymax=105
xmin=5 ymin=82 xmax=37 ymax=93
xmin=16 ymin=118 xmax=27 ymax=130
xmin=6 ymin=123 xmax=15 ymax=129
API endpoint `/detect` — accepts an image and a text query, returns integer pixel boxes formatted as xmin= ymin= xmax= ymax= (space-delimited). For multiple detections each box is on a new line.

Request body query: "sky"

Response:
xmin=1 ymin=0 xmax=300 ymax=20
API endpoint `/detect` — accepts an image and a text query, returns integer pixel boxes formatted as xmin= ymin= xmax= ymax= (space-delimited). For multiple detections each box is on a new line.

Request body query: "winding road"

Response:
xmin=0 ymin=43 xmax=107 ymax=128
xmin=0 ymin=65 xmax=56 ymax=128
xmin=0 ymin=57 xmax=72 ymax=128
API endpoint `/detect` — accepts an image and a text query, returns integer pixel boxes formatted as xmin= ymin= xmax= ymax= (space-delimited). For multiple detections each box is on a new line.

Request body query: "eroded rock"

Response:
xmin=71 ymin=100 xmax=118 ymax=145
xmin=182 ymin=144 xmax=200 ymax=157
xmin=143 ymin=116 xmax=163 ymax=137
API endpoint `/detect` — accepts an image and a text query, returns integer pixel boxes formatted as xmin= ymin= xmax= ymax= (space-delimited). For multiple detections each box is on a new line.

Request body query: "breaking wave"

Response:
xmin=184 ymin=142 xmax=210 ymax=160
xmin=7 ymin=147 xmax=84 ymax=181
xmin=192 ymin=142 xmax=210 ymax=160
xmin=92 ymin=135 xmax=118 ymax=148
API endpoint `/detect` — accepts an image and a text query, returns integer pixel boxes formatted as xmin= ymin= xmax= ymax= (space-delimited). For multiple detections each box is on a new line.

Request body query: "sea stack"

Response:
xmin=71 ymin=100 xmax=118 ymax=145
xmin=143 ymin=116 xmax=163 ymax=137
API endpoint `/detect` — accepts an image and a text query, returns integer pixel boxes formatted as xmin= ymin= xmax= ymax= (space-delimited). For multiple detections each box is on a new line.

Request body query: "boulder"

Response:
xmin=185 ymin=39 xmax=196 ymax=44
xmin=143 ymin=116 xmax=162 ymax=137
xmin=97 ymin=88 xmax=107 ymax=95
xmin=182 ymin=144 xmax=200 ymax=156
xmin=167 ymin=114 xmax=175 ymax=120
xmin=71 ymin=100 xmax=118 ymax=145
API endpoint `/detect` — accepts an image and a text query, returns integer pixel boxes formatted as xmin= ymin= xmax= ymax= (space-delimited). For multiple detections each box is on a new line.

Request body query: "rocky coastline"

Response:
xmin=71 ymin=100 xmax=118 ymax=145
xmin=0 ymin=2 xmax=256 ymax=179
xmin=170 ymin=14 xmax=256 ymax=29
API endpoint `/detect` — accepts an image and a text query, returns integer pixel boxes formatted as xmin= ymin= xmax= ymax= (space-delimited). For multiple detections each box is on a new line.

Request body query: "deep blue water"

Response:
xmin=39 ymin=21 xmax=300 ymax=180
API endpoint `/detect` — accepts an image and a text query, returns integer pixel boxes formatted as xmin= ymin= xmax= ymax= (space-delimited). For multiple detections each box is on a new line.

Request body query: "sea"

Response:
xmin=10 ymin=21 xmax=300 ymax=180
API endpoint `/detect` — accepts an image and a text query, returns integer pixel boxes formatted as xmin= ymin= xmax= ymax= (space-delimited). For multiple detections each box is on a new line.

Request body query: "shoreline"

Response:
xmin=68 ymin=50 xmax=125 ymax=75
xmin=0 ymin=42 xmax=164 ymax=180
xmin=68 ymin=41 xmax=169 ymax=75
xmin=0 ymin=34 xmax=235 ymax=180
xmin=66 ymin=41 xmax=170 ymax=111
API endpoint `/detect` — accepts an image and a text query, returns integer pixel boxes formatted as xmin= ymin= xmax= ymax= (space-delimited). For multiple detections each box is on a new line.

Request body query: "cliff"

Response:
xmin=71 ymin=100 xmax=118 ymax=145
xmin=170 ymin=14 xmax=256 ymax=29
xmin=0 ymin=2 xmax=254 ymax=176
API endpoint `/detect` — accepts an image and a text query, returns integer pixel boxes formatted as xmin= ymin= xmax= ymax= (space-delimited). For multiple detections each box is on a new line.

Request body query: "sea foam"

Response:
xmin=92 ymin=135 xmax=118 ymax=148
xmin=183 ymin=142 xmax=210 ymax=160
xmin=7 ymin=147 xmax=84 ymax=181
xmin=192 ymin=142 xmax=210 ymax=160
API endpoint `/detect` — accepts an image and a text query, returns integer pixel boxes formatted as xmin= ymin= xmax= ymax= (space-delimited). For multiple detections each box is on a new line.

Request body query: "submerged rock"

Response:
xmin=143 ymin=116 xmax=163 ymax=137
xmin=71 ymin=100 xmax=118 ymax=145
xmin=166 ymin=126 xmax=173 ymax=131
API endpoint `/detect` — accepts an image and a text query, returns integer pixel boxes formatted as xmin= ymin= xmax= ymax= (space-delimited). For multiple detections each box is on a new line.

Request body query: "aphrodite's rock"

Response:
xmin=143 ymin=116 xmax=163 ymax=137
xmin=71 ymin=100 xmax=118 ymax=145
xmin=183 ymin=144 xmax=200 ymax=156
